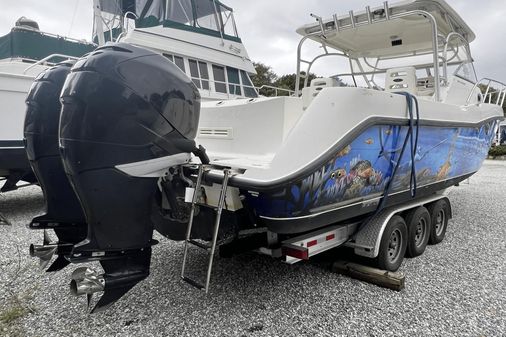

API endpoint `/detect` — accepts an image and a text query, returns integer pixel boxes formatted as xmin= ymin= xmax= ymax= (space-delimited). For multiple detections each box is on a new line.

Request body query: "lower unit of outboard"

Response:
xmin=59 ymin=43 xmax=201 ymax=312
xmin=24 ymin=60 xmax=87 ymax=272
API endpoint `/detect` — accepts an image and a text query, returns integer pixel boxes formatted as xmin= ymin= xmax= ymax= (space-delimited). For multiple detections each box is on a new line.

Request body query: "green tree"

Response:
xmin=274 ymin=72 xmax=317 ymax=95
xmin=251 ymin=62 xmax=278 ymax=96
xmin=251 ymin=62 xmax=345 ymax=97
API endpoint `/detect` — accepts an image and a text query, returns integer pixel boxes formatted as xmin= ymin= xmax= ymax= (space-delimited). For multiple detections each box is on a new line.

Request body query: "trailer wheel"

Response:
xmin=427 ymin=199 xmax=450 ymax=245
xmin=405 ymin=207 xmax=431 ymax=258
xmin=376 ymin=215 xmax=407 ymax=271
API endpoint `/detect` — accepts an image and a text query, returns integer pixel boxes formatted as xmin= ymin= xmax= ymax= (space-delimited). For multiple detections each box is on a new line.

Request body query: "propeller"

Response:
xmin=70 ymin=267 xmax=106 ymax=311
xmin=69 ymin=248 xmax=152 ymax=313
xmin=38 ymin=230 xmax=58 ymax=270
xmin=29 ymin=230 xmax=71 ymax=272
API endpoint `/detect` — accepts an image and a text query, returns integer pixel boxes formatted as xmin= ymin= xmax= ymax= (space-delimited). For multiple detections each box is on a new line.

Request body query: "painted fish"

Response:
xmin=417 ymin=168 xmax=432 ymax=179
xmin=330 ymin=168 xmax=347 ymax=181
xmin=337 ymin=145 xmax=351 ymax=157
xmin=368 ymin=171 xmax=383 ymax=186
xmin=436 ymin=161 xmax=451 ymax=180
xmin=396 ymin=168 xmax=432 ymax=190
xmin=351 ymin=160 xmax=374 ymax=179
xmin=344 ymin=160 xmax=382 ymax=198
xmin=364 ymin=138 xmax=374 ymax=145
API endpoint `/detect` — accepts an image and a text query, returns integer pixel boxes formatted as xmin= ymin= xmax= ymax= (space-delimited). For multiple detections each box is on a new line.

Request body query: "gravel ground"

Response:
xmin=0 ymin=160 xmax=505 ymax=337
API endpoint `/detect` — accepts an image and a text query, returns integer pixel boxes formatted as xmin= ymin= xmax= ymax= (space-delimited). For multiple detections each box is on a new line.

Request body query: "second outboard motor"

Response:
xmin=24 ymin=60 xmax=87 ymax=272
xmin=59 ymin=43 xmax=201 ymax=312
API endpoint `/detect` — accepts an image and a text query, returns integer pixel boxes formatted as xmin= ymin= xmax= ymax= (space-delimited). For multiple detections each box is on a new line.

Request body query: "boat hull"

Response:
xmin=246 ymin=121 xmax=497 ymax=234
xmin=0 ymin=143 xmax=29 ymax=172
xmin=0 ymin=144 xmax=34 ymax=191
xmin=0 ymin=68 xmax=40 ymax=189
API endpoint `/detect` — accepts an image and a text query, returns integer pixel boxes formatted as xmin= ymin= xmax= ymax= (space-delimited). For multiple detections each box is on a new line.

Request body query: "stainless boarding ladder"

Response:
xmin=181 ymin=164 xmax=233 ymax=293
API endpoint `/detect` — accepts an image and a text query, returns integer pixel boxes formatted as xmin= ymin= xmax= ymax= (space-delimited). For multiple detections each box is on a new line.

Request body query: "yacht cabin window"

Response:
xmin=240 ymin=70 xmax=257 ymax=98
xmin=212 ymin=65 xmax=227 ymax=93
xmin=227 ymin=67 xmax=241 ymax=95
xmin=189 ymin=59 xmax=210 ymax=90
xmin=174 ymin=56 xmax=185 ymax=72
xmin=162 ymin=53 xmax=186 ymax=72
xmin=164 ymin=53 xmax=257 ymax=98
xmin=163 ymin=0 xmax=240 ymax=40
xmin=194 ymin=0 xmax=220 ymax=31
xmin=166 ymin=0 xmax=194 ymax=25
xmin=198 ymin=61 xmax=210 ymax=89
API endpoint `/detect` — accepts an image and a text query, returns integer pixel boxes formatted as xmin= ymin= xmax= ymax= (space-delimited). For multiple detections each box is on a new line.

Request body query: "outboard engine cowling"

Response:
xmin=59 ymin=43 xmax=200 ymax=312
xmin=24 ymin=60 xmax=87 ymax=272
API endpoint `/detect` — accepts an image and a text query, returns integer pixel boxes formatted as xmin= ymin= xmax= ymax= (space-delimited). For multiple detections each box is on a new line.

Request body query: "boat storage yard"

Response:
xmin=0 ymin=160 xmax=505 ymax=336
xmin=0 ymin=0 xmax=506 ymax=335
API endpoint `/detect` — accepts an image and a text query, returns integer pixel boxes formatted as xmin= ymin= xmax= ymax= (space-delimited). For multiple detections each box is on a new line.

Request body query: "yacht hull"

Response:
xmin=0 ymin=73 xmax=37 ymax=190
xmin=245 ymin=121 xmax=497 ymax=234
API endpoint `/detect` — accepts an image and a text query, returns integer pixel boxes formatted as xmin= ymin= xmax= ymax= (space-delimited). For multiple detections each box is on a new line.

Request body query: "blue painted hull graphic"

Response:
xmin=247 ymin=121 xmax=497 ymax=219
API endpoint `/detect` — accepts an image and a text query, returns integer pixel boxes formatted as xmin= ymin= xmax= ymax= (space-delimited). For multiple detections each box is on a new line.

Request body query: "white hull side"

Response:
xmin=0 ymin=60 xmax=48 ymax=142
xmin=193 ymin=87 xmax=503 ymax=186
xmin=0 ymin=73 xmax=36 ymax=141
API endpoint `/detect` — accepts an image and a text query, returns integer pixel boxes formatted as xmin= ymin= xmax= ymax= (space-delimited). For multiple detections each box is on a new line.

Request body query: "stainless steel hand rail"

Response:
xmin=294 ymin=2 xmax=440 ymax=100
xmin=23 ymin=54 xmax=79 ymax=75
xmin=256 ymin=85 xmax=295 ymax=97
xmin=466 ymin=78 xmax=506 ymax=106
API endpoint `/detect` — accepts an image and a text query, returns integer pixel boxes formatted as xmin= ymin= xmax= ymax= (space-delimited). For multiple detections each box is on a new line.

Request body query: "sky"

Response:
xmin=1 ymin=0 xmax=505 ymax=80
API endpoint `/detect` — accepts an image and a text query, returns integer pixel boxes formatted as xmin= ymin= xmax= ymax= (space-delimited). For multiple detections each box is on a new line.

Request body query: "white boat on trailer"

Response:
xmin=26 ymin=0 xmax=504 ymax=312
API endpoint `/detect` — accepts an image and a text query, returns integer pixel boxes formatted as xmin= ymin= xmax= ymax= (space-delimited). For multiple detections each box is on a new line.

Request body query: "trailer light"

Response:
xmin=326 ymin=234 xmax=335 ymax=241
xmin=307 ymin=240 xmax=318 ymax=248
xmin=282 ymin=244 xmax=309 ymax=260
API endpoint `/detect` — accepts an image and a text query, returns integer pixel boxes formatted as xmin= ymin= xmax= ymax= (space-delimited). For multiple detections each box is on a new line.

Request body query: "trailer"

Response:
xmin=180 ymin=164 xmax=452 ymax=292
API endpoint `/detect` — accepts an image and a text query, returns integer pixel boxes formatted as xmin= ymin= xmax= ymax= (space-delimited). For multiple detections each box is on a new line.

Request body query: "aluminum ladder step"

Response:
xmin=181 ymin=164 xmax=231 ymax=293
xmin=188 ymin=239 xmax=211 ymax=251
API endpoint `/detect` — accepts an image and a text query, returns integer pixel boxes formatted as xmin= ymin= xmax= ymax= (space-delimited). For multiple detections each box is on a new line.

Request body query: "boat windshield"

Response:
xmin=96 ymin=0 xmax=240 ymax=42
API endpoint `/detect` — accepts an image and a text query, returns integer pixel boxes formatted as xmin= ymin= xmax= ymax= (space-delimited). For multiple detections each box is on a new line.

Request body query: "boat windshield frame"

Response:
xmin=294 ymin=1 xmax=479 ymax=102
xmin=94 ymin=0 xmax=241 ymax=44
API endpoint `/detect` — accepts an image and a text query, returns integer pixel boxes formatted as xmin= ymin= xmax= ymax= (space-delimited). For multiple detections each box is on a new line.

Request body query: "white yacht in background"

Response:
xmin=0 ymin=0 xmax=258 ymax=192
xmin=93 ymin=0 xmax=258 ymax=101
xmin=0 ymin=17 xmax=95 ymax=192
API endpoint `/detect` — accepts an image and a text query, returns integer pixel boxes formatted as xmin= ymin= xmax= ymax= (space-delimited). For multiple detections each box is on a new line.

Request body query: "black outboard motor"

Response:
xmin=24 ymin=60 xmax=87 ymax=272
xmin=59 ymin=43 xmax=201 ymax=312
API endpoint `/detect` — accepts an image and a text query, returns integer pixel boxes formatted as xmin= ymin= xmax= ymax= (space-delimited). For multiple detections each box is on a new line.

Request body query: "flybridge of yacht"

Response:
xmin=93 ymin=0 xmax=257 ymax=101
xmin=96 ymin=0 xmax=240 ymax=43
xmin=0 ymin=27 xmax=95 ymax=62
xmin=294 ymin=0 xmax=505 ymax=104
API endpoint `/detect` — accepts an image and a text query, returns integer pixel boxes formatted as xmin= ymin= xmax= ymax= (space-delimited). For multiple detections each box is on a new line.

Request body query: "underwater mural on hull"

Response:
xmin=247 ymin=121 xmax=497 ymax=218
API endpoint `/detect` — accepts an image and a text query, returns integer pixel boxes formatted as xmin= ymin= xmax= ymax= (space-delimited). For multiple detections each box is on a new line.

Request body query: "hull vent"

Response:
xmin=198 ymin=127 xmax=233 ymax=139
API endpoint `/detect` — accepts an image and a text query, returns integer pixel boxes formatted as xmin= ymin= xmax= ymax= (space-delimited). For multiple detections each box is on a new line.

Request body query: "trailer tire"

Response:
xmin=376 ymin=215 xmax=407 ymax=271
xmin=405 ymin=207 xmax=431 ymax=258
xmin=427 ymin=199 xmax=450 ymax=245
